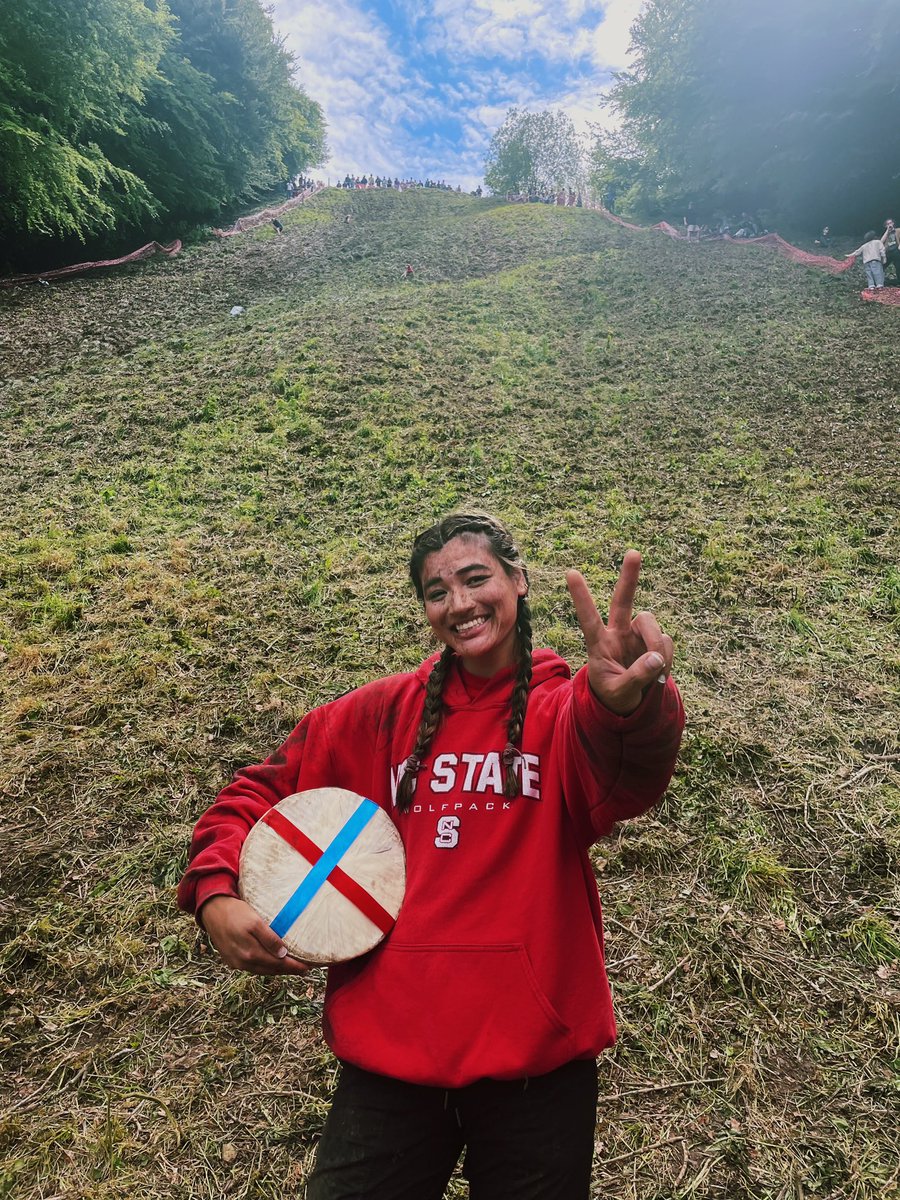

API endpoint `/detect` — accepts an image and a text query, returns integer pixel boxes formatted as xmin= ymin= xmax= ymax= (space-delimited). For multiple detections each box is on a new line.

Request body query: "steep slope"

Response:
xmin=0 ymin=189 xmax=897 ymax=1200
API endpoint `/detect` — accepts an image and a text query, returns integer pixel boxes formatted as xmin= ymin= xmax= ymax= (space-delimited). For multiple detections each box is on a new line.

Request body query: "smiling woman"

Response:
xmin=178 ymin=510 xmax=684 ymax=1199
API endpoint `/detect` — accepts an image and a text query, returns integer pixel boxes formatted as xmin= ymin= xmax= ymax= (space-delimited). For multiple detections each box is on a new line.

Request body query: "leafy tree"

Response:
xmin=588 ymin=127 xmax=665 ymax=221
xmin=604 ymin=0 xmax=900 ymax=229
xmin=0 ymin=0 xmax=172 ymax=242
xmin=283 ymin=89 xmax=328 ymax=180
xmin=154 ymin=0 xmax=325 ymax=198
xmin=0 ymin=0 xmax=327 ymax=252
xmin=484 ymin=109 xmax=584 ymax=196
xmin=112 ymin=50 xmax=236 ymax=224
xmin=94 ymin=0 xmax=327 ymax=227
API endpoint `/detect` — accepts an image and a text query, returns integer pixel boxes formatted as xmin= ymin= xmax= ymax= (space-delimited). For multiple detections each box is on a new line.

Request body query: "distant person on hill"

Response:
xmin=271 ymin=218 xmax=284 ymax=234
xmin=683 ymin=216 xmax=701 ymax=242
xmin=177 ymin=512 xmax=683 ymax=1200
xmin=814 ymin=225 xmax=831 ymax=248
xmin=404 ymin=263 xmax=414 ymax=279
xmin=881 ymin=219 xmax=900 ymax=283
xmin=846 ymin=230 xmax=887 ymax=289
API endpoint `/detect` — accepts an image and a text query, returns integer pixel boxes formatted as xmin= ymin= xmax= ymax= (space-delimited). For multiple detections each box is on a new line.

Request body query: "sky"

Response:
xmin=269 ymin=0 xmax=643 ymax=190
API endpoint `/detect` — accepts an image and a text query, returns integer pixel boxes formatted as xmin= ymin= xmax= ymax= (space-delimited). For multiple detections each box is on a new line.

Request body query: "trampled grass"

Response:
xmin=0 ymin=189 xmax=897 ymax=1199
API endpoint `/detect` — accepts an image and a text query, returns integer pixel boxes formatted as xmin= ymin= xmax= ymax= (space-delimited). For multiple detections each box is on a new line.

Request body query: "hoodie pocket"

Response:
xmin=327 ymin=942 xmax=575 ymax=1084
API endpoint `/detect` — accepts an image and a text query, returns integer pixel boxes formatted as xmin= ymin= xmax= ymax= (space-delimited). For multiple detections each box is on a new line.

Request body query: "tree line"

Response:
xmin=485 ymin=0 xmax=900 ymax=233
xmin=0 ymin=0 xmax=326 ymax=262
xmin=484 ymin=110 xmax=585 ymax=199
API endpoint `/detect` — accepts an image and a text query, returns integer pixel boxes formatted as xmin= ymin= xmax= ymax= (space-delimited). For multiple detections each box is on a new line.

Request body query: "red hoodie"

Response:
xmin=178 ymin=649 xmax=684 ymax=1087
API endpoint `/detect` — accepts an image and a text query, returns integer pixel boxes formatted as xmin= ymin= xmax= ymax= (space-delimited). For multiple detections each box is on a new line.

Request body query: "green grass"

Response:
xmin=0 ymin=189 xmax=898 ymax=1199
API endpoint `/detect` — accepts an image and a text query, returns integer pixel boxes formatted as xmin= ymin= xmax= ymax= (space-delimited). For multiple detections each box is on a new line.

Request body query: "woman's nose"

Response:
xmin=446 ymin=588 xmax=474 ymax=615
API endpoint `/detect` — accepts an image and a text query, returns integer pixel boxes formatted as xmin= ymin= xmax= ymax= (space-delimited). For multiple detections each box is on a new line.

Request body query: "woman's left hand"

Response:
xmin=566 ymin=550 xmax=673 ymax=716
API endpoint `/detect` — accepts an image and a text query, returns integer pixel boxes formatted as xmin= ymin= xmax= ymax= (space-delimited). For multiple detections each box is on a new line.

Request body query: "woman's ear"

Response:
xmin=515 ymin=570 xmax=528 ymax=597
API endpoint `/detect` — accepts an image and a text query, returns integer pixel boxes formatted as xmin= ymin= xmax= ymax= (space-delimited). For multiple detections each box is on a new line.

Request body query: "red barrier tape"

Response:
xmin=4 ymin=188 xmax=891 ymax=309
xmin=0 ymin=240 xmax=182 ymax=288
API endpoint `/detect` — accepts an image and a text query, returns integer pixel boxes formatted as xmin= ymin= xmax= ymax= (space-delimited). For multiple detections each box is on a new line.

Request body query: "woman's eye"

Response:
xmin=468 ymin=575 xmax=488 ymax=586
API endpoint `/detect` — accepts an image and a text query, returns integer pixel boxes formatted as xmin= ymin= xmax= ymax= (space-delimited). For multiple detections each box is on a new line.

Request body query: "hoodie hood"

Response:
xmin=414 ymin=648 xmax=571 ymax=708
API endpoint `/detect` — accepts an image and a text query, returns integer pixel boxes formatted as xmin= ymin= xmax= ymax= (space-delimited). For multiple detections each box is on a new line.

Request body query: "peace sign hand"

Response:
xmin=566 ymin=550 xmax=673 ymax=716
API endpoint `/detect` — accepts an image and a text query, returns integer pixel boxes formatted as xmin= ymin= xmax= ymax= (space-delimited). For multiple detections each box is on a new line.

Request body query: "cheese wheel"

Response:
xmin=239 ymin=788 xmax=405 ymax=964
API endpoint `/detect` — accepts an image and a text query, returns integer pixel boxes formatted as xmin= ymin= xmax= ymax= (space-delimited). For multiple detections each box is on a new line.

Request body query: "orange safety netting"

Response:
xmin=212 ymin=183 xmax=324 ymax=237
xmin=589 ymin=200 xmax=857 ymax=272
xmin=586 ymin=204 xmax=646 ymax=233
xmin=0 ymin=240 xmax=182 ymax=288
xmin=723 ymin=232 xmax=855 ymax=275
xmin=583 ymin=201 xmax=680 ymax=238
xmin=861 ymin=286 xmax=900 ymax=305
xmin=0 ymin=183 xmax=325 ymax=286
xmin=584 ymin=201 xmax=900 ymax=305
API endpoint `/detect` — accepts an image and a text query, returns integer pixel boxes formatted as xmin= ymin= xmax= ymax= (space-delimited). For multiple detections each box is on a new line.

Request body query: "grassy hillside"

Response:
xmin=1 ymin=189 xmax=897 ymax=1200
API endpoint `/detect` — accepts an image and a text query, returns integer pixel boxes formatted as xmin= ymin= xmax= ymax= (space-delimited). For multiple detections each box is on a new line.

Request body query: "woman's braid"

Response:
xmin=395 ymin=644 xmax=453 ymax=812
xmin=503 ymin=597 xmax=533 ymax=798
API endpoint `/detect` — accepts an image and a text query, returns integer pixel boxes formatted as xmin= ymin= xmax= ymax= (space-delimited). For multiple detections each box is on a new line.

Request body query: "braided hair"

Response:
xmin=395 ymin=514 xmax=533 ymax=812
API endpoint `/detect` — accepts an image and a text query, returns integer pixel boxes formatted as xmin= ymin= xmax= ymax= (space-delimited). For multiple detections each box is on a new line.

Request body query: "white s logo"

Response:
xmin=434 ymin=815 xmax=460 ymax=848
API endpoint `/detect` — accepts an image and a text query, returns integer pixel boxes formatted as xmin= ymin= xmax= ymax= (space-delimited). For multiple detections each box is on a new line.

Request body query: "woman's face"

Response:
xmin=420 ymin=533 xmax=527 ymax=677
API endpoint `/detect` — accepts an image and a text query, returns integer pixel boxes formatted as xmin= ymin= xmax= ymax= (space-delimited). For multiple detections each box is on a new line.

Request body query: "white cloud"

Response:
xmin=546 ymin=84 xmax=620 ymax=140
xmin=268 ymin=0 xmax=644 ymax=187
xmin=588 ymin=0 xmax=644 ymax=70
xmin=416 ymin=0 xmax=643 ymax=73
xmin=275 ymin=0 xmax=420 ymax=178
xmin=421 ymin=0 xmax=618 ymax=65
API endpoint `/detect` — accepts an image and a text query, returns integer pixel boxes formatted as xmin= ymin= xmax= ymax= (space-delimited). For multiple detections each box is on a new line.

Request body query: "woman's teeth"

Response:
xmin=455 ymin=616 xmax=488 ymax=633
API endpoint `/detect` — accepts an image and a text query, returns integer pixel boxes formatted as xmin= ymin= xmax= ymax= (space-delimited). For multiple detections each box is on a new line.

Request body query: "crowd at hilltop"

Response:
xmin=284 ymin=174 xmax=317 ymax=199
xmin=337 ymin=174 xmax=478 ymax=194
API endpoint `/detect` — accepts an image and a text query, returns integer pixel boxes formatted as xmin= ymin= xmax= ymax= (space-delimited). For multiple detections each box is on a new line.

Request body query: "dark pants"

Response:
xmin=886 ymin=246 xmax=900 ymax=283
xmin=305 ymin=1058 xmax=598 ymax=1200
